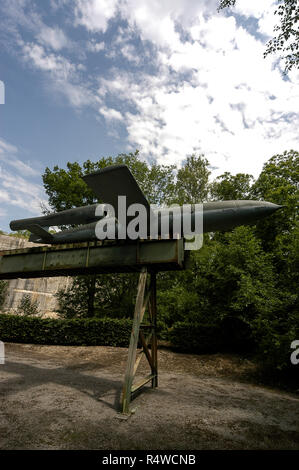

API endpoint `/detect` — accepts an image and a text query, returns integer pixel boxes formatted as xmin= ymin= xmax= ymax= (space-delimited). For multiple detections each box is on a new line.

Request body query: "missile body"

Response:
xmin=202 ymin=200 xmax=281 ymax=232
xmin=10 ymin=203 xmax=100 ymax=231
xmin=10 ymin=200 xmax=282 ymax=245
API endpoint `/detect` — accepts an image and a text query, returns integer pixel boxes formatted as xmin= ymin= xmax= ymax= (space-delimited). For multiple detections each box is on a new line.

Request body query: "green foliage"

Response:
xmin=159 ymin=227 xmax=280 ymax=323
xmin=41 ymin=148 xmax=298 ymax=379
xmin=210 ymin=172 xmax=254 ymax=200
xmin=47 ymin=152 xmax=210 ymax=318
xmin=42 ymin=150 xmax=178 ymax=213
xmin=169 ymin=318 xmax=253 ymax=353
xmin=0 ymin=280 xmax=8 ymax=309
xmin=56 ymin=273 xmax=139 ymax=319
xmin=264 ymin=0 xmax=299 ymax=72
xmin=18 ymin=295 xmax=40 ymax=316
xmin=157 ymin=149 xmax=298 ymax=377
xmin=169 ymin=322 xmax=226 ymax=353
xmin=0 ymin=314 xmax=132 ymax=346
xmin=217 ymin=1 xmax=236 ymax=12
xmin=252 ymin=150 xmax=298 ymax=243
xmin=176 ymin=154 xmax=210 ymax=204
xmin=8 ymin=230 xmax=31 ymax=239
xmin=218 ymin=0 xmax=299 ymax=72
xmin=252 ymin=150 xmax=298 ymax=205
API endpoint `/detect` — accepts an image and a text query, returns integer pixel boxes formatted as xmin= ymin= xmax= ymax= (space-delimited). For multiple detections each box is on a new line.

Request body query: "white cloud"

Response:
xmin=0 ymin=138 xmax=40 ymax=177
xmin=97 ymin=32 xmax=298 ymax=176
xmin=233 ymin=0 xmax=276 ymax=19
xmin=118 ymin=44 xmax=141 ymax=64
xmin=92 ymin=1 xmax=299 ymax=177
xmin=22 ymin=43 xmax=76 ymax=78
xmin=0 ymin=140 xmax=47 ymax=217
xmin=119 ymin=0 xmax=219 ymax=47
xmin=99 ymin=106 xmax=123 ymax=121
xmin=37 ymin=26 xmax=69 ymax=50
xmin=74 ymin=0 xmax=118 ymax=32
xmin=0 ymin=138 xmax=18 ymax=154
xmin=0 ymin=207 xmax=7 ymax=217
xmin=0 ymin=167 xmax=46 ymax=214
xmin=2 ymin=0 xmax=298 ymax=180
xmin=87 ymin=40 xmax=105 ymax=52
xmin=1 ymin=0 xmax=72 ymax=51
xmin=21 ymin=42 xmax=97 ymax=108
xmin=231 ymin=0 xmax=278 ymax=39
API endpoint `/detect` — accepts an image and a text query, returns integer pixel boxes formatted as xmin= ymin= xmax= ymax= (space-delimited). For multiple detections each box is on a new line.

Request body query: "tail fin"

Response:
xmin=27 ymin=225 xmax=54 ymax=243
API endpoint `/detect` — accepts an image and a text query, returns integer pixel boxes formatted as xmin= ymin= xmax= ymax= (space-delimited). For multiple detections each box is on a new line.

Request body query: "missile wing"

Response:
xmin=82 ymin=164 xmax=151 ymax=221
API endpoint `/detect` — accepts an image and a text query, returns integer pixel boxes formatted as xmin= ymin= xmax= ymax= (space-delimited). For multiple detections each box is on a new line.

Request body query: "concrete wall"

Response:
xmin=0 ymin=234 xmax=71 ymax=317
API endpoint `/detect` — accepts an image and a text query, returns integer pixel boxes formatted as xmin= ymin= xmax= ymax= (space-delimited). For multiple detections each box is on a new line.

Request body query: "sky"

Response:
xmin=0 ymin=0 xmax=298 ymax=232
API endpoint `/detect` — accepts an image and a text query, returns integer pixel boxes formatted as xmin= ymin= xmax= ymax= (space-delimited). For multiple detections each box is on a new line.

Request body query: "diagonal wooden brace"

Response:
xmin=121 ymin=267 xmax=158 ymax=414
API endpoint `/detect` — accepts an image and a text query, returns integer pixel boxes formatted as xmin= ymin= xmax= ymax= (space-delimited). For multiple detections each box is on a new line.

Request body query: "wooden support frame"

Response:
xmin=121 ymin=267 xmax=158 ymax=414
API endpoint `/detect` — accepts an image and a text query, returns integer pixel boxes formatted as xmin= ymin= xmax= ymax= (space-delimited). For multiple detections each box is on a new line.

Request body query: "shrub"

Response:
xmin=0 ymin=314 xmax=132 ymax=347
xmin=18 ymin=295 xmax=40 ymax=316
xmin=0 ymin=280 xmax=8 ymax=309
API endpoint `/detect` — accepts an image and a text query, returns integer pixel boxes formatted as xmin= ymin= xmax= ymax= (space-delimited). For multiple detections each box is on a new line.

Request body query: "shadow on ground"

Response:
xmin=0 ymin=343 xmax=298 ymax=450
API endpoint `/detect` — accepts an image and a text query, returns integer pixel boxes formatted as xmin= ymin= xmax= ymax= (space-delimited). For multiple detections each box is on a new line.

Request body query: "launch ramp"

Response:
xmin=0 ymin=238 xmax=186 ymax=279
xmin=0 ymin=238 xmax=187 ymax=415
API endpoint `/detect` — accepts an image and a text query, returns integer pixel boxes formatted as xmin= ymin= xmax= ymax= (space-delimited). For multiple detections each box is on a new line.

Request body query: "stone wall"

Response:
xmin=0 ymin=234 xmax=71 ymax=317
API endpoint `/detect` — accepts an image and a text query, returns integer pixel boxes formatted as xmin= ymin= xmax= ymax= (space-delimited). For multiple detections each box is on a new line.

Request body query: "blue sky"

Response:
xmin=0 ymin=0 xmax=298 ymax=232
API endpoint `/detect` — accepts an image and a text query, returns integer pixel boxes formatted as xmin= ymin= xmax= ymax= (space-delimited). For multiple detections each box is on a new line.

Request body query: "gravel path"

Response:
xmin=0 ymin=343 xmax=298 ymax=450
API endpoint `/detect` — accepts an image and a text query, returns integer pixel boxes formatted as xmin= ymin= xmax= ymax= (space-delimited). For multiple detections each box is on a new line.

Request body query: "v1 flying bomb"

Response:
xmin=10 ymin=165 xmax=282 ymax=246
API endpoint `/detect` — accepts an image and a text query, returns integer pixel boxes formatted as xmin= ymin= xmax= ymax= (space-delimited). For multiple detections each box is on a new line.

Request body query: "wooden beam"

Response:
xmin=122 ymin=268 xmax=147 ymax=414
xmin=121 ymin=269 xmax=159 ymax=414
xmin=139 ymin=330 xmax=153 ymax=369
xmin=133 ymin=349 xmax=143 ymax=377
xmin=131 ymin=374 xmax=155 ymax=394
xmin=150 ymin=272 xmax=158 ymax=388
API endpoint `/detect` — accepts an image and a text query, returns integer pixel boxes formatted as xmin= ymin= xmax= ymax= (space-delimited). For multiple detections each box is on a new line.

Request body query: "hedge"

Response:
xmin=0 ymin=314 xmax=132 ymax=347
xmin=0 ymin=314 xmax=254 ymax=353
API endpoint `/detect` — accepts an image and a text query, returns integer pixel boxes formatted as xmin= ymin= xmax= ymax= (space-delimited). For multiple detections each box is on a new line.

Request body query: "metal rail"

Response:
xmin=0 ymin=238 xmax=186 ymax=279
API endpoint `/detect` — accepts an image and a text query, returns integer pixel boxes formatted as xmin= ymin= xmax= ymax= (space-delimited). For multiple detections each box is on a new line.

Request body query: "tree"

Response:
xmin=0 ymin=280 xmax=8 ymax=311
xmin=42 ymin=150 xmax=178 ymax=211
xmin=210 ymin=172 xmax=254 ymax=200
xmin=18 ymin=295 xmax=40 ymax=316
xmin=264 ymin=0 xmax=299 ymax=72
xmin=55 ymin=272 xmax=139 ymax=319
xmin=41 ymin=148 xmax=299 ymax=378
xmin=218 ymin=0 xmax=299 ymax=72
xmin=251 ymin=149 xmax=299 ymax=249
xmin=175 ymin=154 xmax=210 ymax=205
xmin=248 ymin=150 xmax=298 ymax=373
xmin=251 ymin=149 xmax=298 ymax=310
xmin=44 ymin=150 xmax=178 ymax=318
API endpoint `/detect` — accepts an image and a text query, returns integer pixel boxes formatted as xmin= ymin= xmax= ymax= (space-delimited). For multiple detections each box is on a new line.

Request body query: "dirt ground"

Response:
xmin=0 ymin=342 xmax=298 ymax=450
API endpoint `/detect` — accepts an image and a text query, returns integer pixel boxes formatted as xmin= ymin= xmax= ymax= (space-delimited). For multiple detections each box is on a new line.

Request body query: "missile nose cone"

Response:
xmin=251 ymin=202 xmax=284 ymax=223
xmin=266 ymin=203 xmax=284 ymax=213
